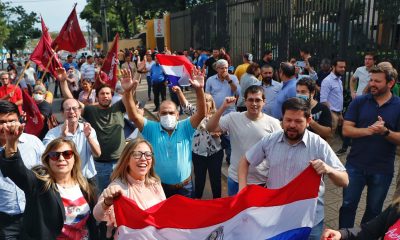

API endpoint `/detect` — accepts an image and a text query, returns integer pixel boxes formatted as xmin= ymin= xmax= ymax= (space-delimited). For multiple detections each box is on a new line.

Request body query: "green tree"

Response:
xmin=0 ymin=2 xmax=10 ymax=48
xmin=3 ymin=4 xmax=40 ymax=56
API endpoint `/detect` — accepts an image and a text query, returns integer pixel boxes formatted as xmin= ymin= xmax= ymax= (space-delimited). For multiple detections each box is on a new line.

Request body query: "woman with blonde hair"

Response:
xmin=0 ymin=123 xmax=98 ymax=239
xmin=93 ymin=138 xmax=166 ymax=238
xmin=171 ymin=86 xmax=223 ymax=199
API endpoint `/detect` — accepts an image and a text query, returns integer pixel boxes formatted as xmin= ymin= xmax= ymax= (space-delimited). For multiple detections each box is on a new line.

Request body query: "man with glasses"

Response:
xmin=271 ymin=62 xmax=297 ymax=120
xmin=0 ymin=72 xmax=23 ymax=114
xmin=43 ymin=98 xmax=100 ymax=182
xmin=126 ymin=68 xmax=206 ymax=198
xmin=0 ymin=100 xmax=44 ymax=239
xmin=207 ymin=85 xmax=281 ymax=196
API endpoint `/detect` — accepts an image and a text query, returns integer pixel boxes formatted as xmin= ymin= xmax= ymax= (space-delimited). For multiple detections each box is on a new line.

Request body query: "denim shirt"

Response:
xmin=0 ymin=133 xmax=44 ymax=215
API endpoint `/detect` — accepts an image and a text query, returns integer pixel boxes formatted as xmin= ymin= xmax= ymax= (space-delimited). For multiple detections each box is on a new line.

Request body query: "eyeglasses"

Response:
xmin=246 ymin=98 xmax=263 ymax=103
xmin=64 ymin=106 xmax=80 ymax=112
xmin=48 ymin=150 xmax=74 ymax=161
xmin=1 ymin=78 xmax=8 ymax=80
xmin=131 ymin=151 xmax=153 ymax=160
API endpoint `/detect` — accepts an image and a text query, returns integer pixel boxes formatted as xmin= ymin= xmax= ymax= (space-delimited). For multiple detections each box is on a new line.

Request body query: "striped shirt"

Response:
xmin=246 ymin=129 xmax=346 ymax=225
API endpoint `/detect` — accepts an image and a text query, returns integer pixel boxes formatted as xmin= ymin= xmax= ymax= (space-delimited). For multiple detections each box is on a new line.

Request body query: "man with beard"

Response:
xmin=260 ymin=65 xmax=282 ymax=116
xmin=57 ymin=67 xmax=137 ymax=193
xmin=320 ymin=59 xmax=346 ymax=134
xmin=238 ymin=97 xmax=348 ymax=239
xmin=338 ymin=64 xmax=400 ymax=229
xmin=207 ymin=85 xmax=281 ymax=196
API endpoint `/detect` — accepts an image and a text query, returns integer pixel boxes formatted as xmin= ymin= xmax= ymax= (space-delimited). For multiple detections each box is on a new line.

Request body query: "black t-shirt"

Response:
xmin=309 ymin=102 xmax=332 ymax=133
xmin=205 ymin=57 xmax=218 ymax=79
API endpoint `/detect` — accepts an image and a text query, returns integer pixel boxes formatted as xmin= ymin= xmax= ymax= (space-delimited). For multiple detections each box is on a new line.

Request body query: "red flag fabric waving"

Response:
xmin=41 ymin=16 xmax=52 ymax=43
xmin=100 ymin=33 xmax=119 ymax=90
xmin=30 ymin=18 xmax=62 ymax=78
xmin=21 ymin=90 xmax=44 ymax=137
xmin=51 ymin=5 xmax=86 ymax=52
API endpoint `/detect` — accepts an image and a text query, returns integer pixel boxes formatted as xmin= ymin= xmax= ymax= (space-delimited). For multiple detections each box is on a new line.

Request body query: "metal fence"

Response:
xmin=170 ymin=0 xmax=400 ymax=72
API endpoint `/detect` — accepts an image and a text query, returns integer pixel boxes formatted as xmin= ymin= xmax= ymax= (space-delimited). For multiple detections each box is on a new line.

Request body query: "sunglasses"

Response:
xmin=132 ymin=151 xmax=153 ymax=160
xmin=48 ymin=150 xmax=74 ymax=161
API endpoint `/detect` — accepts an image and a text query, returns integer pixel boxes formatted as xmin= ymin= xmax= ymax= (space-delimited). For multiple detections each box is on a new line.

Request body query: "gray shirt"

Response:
xmin=246 ymin=129 xmax=346 ymax=225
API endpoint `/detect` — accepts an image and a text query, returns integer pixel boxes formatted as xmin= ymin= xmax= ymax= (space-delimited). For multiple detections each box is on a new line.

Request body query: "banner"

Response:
xmin=156 ymin=54 xmax=194 ymax=87
xmin=114 ymin=166 xmax=320 ymax=239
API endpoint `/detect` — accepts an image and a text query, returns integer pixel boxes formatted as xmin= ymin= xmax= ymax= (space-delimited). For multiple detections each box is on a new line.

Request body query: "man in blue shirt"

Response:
xmin=150 ymin=56 xmax=167 ymax=112
xmin=271 ymin=62 xmax=297 ymax=119
xmin=0 ymin=101 xmax=44 ymax=239
xmin=339 ymin=63 xmax=400 ymax=228
xmin=126 ymin=68 xmax=206 ymax=198
xmin=62 ymin=54 xmax=78 ymax=70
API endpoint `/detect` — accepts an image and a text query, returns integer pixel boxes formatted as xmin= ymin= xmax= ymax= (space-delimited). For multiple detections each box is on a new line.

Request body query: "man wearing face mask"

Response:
xmin=296 ymin=78 xmax=332 ymax=139
xmin=32 ymin=85 xmax=52 ymax=140
xmin=260 ymin=65 xmax=282 ymax=116
xmin=126 ymin=68 xmax=206 ymax=198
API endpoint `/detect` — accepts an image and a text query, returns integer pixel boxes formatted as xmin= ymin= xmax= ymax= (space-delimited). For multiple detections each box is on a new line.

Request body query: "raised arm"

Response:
xmin=120 ymin=69 xmax=144 ymax=132
xmin=189 ymin=67 xmax=206 ymax=128
xmin=206 ymin=96 xmax=236 ymax=132
xmin=83 ymin=123 xmax=101 ymax=158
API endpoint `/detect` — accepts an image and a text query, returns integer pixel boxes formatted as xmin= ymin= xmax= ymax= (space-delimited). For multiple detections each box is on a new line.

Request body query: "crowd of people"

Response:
xmin=0 ymin=45 xmax=399 ymax=240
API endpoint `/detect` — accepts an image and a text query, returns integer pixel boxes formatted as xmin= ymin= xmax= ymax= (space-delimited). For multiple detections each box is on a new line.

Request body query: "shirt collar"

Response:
xmin=282 ymin=77 xmax=296 ymax=87
xmin=278 ymin=129 xmax=310 ymax=147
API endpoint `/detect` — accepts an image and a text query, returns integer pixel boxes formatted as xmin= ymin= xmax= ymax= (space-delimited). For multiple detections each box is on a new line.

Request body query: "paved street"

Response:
xmin=49 ymin=78 xmax=399 ymax=230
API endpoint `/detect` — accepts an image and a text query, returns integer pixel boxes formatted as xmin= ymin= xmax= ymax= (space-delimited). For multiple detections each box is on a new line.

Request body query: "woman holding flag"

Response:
xmin=93 ymin=138 xmax=166 ymax=238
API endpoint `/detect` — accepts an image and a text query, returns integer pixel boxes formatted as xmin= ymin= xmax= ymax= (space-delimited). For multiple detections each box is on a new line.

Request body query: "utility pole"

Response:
xmin=101 ymin=0 xmax=109 ymax=52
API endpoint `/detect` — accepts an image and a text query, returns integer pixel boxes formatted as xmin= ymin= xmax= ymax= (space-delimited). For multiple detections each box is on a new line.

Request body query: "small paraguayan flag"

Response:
xmin=156 ymin=54 xmax=194 ymax=87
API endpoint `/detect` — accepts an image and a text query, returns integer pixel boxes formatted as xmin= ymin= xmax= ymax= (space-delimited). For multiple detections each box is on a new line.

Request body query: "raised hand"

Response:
xmin=83 ymin=122 xmax=92 ymax=137
xmin=120 ymin=69 xmax=139 ymax=92
xmin=62 ymin=119 xmax=70 ymax=137
xmin=1 ymin=121 xmax=24 ymax=153
xmin=171 ymin=86 xmax=182 ymax=93
xmin=189 ymin=66 xmax=205 ymax=89
xmin=222 ymin=96 xmax=236 ymax=108
xmin=55 ymin=67 xmax=67 ymax=82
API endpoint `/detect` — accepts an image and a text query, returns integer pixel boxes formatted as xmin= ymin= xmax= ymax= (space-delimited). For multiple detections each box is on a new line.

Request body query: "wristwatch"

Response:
xmin=383 ymin=128 xmax=390 ymax=136
xmin=228 ymin=80 xmax=233 ymax=84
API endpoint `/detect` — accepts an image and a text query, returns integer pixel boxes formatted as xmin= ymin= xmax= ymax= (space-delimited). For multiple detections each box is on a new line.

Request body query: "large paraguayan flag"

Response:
xmin=156 ymin=54 xmax=194 ymax=87
xmin=113 ymin=166 xmax=320 ymax=240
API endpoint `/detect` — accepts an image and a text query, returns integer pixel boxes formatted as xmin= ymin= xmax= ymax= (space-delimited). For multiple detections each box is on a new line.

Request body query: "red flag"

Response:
xmin=100 ymin=33 xmax=119 ymax=90
xmin=30 ymin=18 xmax=62 ymax=78
xmin=21 ymin=90 xmax=44 ymax=137
xmin=41 ymin=16 xmax=52 ymax=43
xmin=30 ymin=36 xmax=62 ymax=78
xmin=51 ymin=5 xmax=86 ymax=52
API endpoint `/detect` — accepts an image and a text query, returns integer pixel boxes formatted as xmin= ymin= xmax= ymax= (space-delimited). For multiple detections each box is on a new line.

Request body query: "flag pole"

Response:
xmin=39 ymin=45 xmax=59 ymax=82
xmin=13 ymin=61 xmax=31 ymax=91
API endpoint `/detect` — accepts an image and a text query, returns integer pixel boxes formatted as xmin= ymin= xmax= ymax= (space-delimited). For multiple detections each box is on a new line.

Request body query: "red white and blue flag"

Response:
xmin=113 ymin=166 xmax=320 ymax=240
xmin=156 ymin=54 xmax=194 ymax=87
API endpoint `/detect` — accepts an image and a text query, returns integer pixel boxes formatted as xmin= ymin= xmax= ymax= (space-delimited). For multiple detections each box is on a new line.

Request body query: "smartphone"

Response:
xmin=295 ymin=61 xmax=306 ymax=68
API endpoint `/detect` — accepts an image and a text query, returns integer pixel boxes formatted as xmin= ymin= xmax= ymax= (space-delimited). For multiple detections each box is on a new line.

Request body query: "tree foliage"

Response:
xmin=81 ymin=0 xmax=212 ymax=40
xmin=1 ymin=2 xmax=40 ymax=53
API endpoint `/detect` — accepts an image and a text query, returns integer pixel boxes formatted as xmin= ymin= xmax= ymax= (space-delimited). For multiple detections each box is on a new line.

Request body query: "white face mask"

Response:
xmin=160 ymin=114 xmax=177 ymax=130
xmin=33 ymin=93 xmax=44 ymax=102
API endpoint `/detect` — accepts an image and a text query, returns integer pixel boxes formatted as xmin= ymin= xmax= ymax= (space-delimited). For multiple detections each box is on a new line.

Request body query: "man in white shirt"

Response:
xmin=207 ymin=85 xmax=281 ymax=196
xmin=350 ymin=52 xmax=376 ymax=99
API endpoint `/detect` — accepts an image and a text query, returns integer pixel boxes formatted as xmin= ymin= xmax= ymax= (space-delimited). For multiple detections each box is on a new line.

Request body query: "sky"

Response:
xmin=8 ymin=0 xmax=89 ymax=32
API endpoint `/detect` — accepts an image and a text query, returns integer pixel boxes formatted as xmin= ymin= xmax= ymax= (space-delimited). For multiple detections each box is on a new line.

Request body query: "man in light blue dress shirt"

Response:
xmin=0 ymin=101 xmax=44 ymax=239
xmin=320 ymin=59 xmax=346 ymax=134
xmin=238 ymin=98 xmax=348 ymax=240
xmin=43 ymin=98 xmax=100 ymax=181
xmin=259 ymin=65 xmax=282 ymax=116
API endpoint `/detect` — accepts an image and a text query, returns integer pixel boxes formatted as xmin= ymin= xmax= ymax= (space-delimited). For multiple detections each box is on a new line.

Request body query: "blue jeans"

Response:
xmin=308 ymin=220 xmax=323 ymax=240
xmin=228 ymin=177 xmax=239 ymax=196
xmin=339 ymin=163 xmax=393 ymax=228
xmin=162 ymin=179 xmax=194 ymax=198
xmin=94 ymin=160 xmax=118 ymax=195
